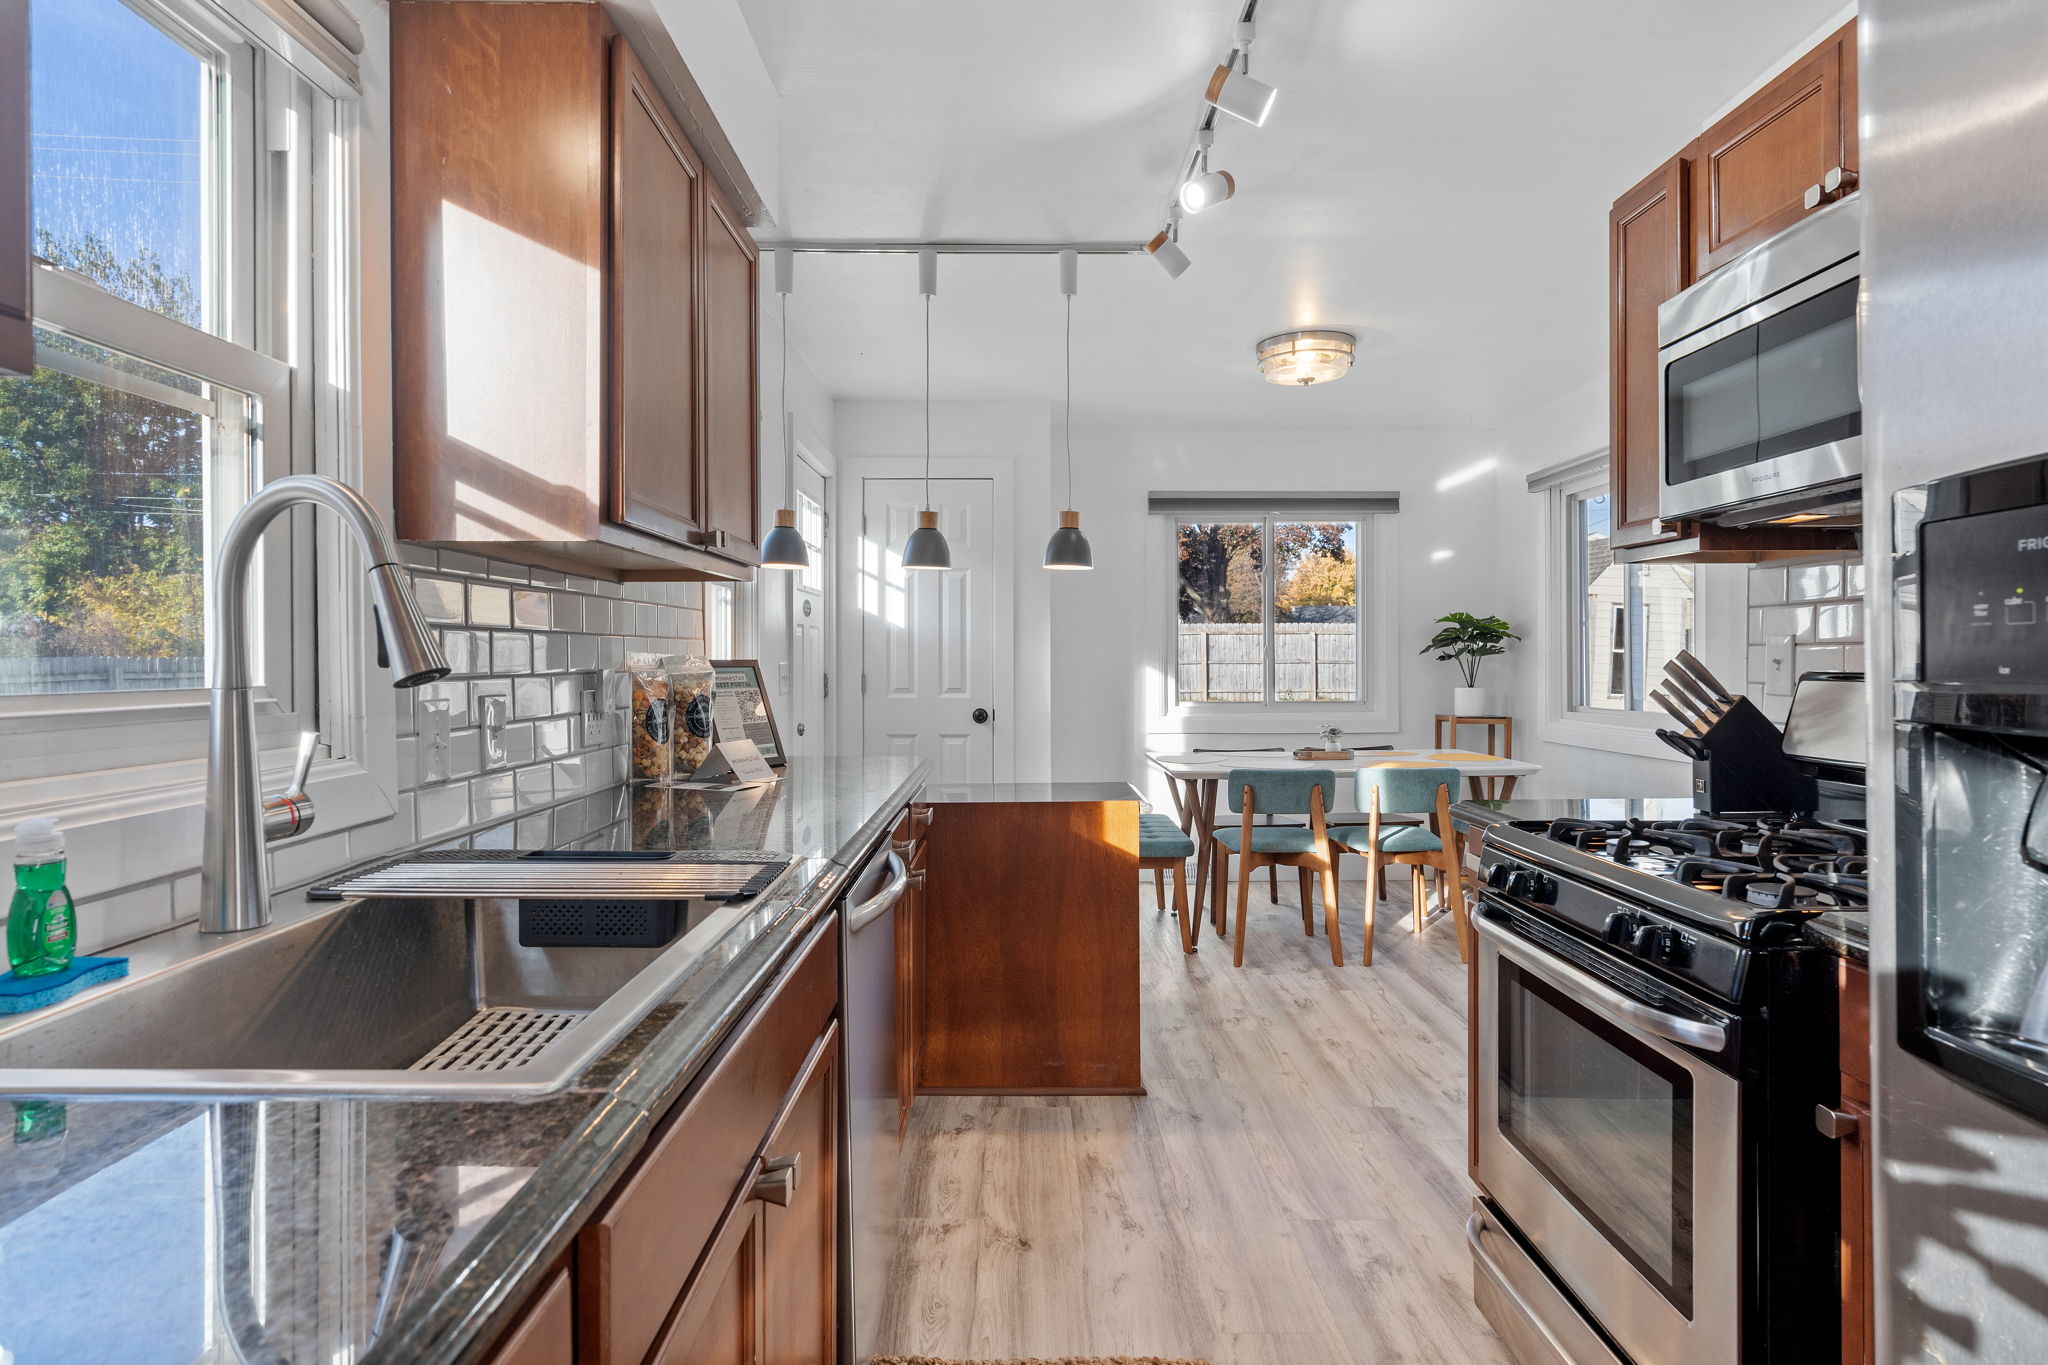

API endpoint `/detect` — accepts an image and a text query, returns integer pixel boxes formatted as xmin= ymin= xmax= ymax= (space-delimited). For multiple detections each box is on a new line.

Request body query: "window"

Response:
xmin=1175 ymin=516 xmax=1363 ymax=704
xmin=1568 ymin=488 xmax=1695 ymax=713
xmin=2 ymin=0 xmax=344 ymax=760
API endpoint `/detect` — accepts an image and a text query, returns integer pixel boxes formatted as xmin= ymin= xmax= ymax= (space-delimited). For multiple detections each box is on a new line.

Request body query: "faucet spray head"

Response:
xmin=367 ymin=564 xmax=452 ymax=687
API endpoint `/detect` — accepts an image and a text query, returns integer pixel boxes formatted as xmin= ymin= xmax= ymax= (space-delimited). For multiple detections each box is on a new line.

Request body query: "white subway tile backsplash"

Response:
xmin=415 ymin=576 xmax=466 ymax=624
xmin=527 ymin=567 xmax=568 ymax=588
xmin=448 ymin=727 xmax=482 ymax=780
xmin=501 ymin=722 xmax=537 ymax=768
xmin=1815 ymin=603 xmax=1861 ymax=641
xmin=514 ymin=590 xmax=551 ymax=629
xmin=439 ymin=550 xmax=489 ymax=577
xmin=1847 ymin=562 xmax=1867 ymax=597
xmin=512 ymin=676 xmax=553 ymax=719
xmin=416 ymin=783 xmax=470 ymax=839
xmin=472 ymin=772 xmax=516 ymax=821
xmin=551 ymin=593 xmax=584 ymax=633
xmin=469 ymin=583 xmax=512 ymax=627
xmin=516 ymin=765 xmax=553 ymax=809
xmin=1786 ymin=563 xmax=1843 ymax=602
xmin=535 ymin=718 xmax=572 ymax=758
xmin=468 ymin=677 xmax=511 ymax=727
xmin=1748 ymin=566 xmax=1787 ymax=606
xmin=1760 ymin=605 xmax=1815 ymax=643
xmin=491 ymin=632 xmax=532 ymax=674
xmin=531 ymin=634 xmax=558 ymax=673
xmin=1794 ymin=644 xmax=1847 ymax=676
xmin=75 ymin=883 xmax=174 ymax=954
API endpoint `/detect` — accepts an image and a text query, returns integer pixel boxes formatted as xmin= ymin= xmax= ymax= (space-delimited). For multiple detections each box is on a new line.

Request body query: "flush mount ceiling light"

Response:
xmin=760 ymin=247 xmax=809 ymax=569
xmin=1044 ymin=250 xmax=1093 ymax=571
xmin=902 ymin=249 xmax=953 ymax=571
xmin=1256 ymin=330 xmax=1356 ymax=386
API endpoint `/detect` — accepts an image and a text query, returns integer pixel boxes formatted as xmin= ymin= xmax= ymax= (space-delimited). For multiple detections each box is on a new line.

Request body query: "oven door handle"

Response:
xmin=1474 ymin=907 xmax=1729 ymax=1052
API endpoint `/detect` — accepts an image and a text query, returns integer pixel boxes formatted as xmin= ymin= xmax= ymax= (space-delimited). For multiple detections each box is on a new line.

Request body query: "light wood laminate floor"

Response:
xmin=877 ymin=878 xmax=1515 ymax=1365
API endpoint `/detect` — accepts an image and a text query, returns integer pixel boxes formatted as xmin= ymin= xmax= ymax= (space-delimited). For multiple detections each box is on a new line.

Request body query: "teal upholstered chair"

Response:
xmin=1211 ymin=768 xmax=1343 ymax=967
xmin=1139 ymin=811 xmax=1197 ymax=954
xmin=1328 ymin=766 xmax=1469 ymax=966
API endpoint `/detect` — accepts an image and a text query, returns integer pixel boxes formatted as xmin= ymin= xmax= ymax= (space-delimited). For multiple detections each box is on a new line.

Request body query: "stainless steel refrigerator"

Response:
xmin=1865 ymin=4 xmax=2048 ymax=1360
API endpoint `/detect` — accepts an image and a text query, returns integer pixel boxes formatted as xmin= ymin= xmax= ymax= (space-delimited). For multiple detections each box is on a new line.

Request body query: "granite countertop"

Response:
xmin=0 ymin=757 xmax=927 ymax=1365
xmin=924 ymin=781 xmax=1141 ymax=804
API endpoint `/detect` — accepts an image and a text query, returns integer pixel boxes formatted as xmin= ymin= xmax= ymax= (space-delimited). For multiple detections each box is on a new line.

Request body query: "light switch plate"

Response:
xmin=1765 ymin=637 xmax=1796 ymax=696
xmin=477 ymin=694 xmax=509 ymax=768
xmin=419 ymin=699 xmax=452 ymax=782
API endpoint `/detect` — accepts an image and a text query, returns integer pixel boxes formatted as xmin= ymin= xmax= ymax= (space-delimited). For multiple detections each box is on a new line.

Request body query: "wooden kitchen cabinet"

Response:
xmin=480 ymin=1267 xmax=575 ymax=1365
xmin=1608 ymin=155 xmax=1691 ymax=552
xmin=390 ymin=2 xmax=761 ymax=581
xmin=649 ymin=1200 xmax=766 ymax=1365
xmin=1828 ymin=957 xmax=1875 ymax=1365
xmin=1 ymin=0 xmax=32 ymax=378
xmin=1605 ymin=20 xmax=1862 ymax=565
xmin=1693 ymin=20 xmax=1858 ymax=278
xmin=894 ymin=804 xmax=931 ymax=1136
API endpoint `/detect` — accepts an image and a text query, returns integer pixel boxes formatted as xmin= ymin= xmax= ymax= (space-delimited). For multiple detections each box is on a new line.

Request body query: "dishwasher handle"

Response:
xmin=847 ymin=850 xmax=909 ymax=933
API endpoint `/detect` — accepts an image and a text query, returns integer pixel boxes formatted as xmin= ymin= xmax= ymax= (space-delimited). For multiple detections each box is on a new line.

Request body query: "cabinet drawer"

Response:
xmin=1839 ymin=957 xmax=1870 ymax=1091
xmin=480 ymin=1267 xmax=572 ymax=1365
xmin=891 ymin=803 xmax=934 ymax=857
xmin=579 ymin=912 xmax=839 ymax=1365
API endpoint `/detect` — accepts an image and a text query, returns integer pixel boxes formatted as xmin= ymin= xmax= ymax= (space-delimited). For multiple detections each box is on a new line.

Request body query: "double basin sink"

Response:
xmin=0 ymin=855 xmax=788 ymax=1099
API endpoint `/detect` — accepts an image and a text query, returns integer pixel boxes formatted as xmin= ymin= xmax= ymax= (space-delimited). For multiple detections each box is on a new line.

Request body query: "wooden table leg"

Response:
xmin=1498 ymin=775 xmax=1519 ymax=800
xmin=1191 ymin=779 xmax=1222 ymax=934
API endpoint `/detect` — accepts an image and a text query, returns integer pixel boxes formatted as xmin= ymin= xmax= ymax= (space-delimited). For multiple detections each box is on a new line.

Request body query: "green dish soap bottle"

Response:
xmin=8 ymin=818 xmax=76 ymax=978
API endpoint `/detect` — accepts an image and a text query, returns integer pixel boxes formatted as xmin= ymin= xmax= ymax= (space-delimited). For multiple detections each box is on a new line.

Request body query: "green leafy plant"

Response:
xmin=1420 ymin=612 xmax=1519 ymax=688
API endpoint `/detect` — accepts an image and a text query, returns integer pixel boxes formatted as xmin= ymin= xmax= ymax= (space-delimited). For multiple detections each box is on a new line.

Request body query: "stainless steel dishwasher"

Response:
xmin=840 ymin=835 xmax=909 ymax=1363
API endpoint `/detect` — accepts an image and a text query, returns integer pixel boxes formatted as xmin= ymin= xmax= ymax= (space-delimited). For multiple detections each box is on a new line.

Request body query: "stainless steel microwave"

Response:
xmin=1657 ymin=195 xmax=1862 ymax=524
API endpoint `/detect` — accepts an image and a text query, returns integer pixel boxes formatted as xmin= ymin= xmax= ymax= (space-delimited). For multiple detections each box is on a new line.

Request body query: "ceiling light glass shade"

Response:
xmin=1256 ymin=330 xmax=1357 ymax=386
xmin=1179 ymin=168 xmax=1237 ymax=213
xmin=760 ymin=508 xmax=808 ymax=568
xmin=902 ymin=508 xmax=952 ymax=570
xmin=1043 ymin=510 xmax=1094 ymax=570
xmin=1205 ymin=63 xmax=1277 ymax=126
xmin=1146 ymin=231 xmax=1191 ymax=279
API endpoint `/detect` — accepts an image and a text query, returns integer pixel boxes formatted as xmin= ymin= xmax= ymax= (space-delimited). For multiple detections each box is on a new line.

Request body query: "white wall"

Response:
xmin=753 ymin=283 xmax=837 ymax=741
xmin=831 ymin=399 xmax=1057 ymax=782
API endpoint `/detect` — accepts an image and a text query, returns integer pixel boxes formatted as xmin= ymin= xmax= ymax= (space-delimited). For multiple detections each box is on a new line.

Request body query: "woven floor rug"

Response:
xmin=872 ymin=1358 xmax=1211 ymax=1364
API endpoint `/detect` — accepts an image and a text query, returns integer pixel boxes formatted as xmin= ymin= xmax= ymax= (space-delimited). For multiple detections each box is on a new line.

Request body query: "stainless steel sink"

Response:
xmin=0 ymin=894 xmax=752 ymax=1098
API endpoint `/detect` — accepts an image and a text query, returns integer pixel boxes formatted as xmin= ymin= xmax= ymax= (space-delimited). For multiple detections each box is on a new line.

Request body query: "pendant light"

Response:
xmin=1043 ymin=250 xmax=1093 ymax=571
xmin=901 ymin=249 xmax=952 ymax=570
xmin=760 ymin=247 xmax=810 ymax=569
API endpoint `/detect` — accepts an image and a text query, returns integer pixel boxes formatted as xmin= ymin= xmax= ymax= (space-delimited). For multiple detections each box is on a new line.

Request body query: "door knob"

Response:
xmin=972 ymin=707 xmax=990 ymax=724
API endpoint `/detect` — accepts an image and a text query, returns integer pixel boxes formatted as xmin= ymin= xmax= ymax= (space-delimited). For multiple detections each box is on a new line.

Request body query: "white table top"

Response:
xmin=1146 ymin=748 xmax=1540 ymax=780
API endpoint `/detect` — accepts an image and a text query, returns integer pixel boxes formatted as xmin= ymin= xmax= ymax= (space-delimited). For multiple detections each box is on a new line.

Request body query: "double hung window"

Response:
xmin=1173 ymin=514 xmax=1368 ymax=706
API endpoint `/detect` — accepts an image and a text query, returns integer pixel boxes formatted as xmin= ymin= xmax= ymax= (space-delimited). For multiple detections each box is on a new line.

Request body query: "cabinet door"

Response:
xmin=699 ymin=179 xmax=760 ymax=563
xmin=609 ymin=37 xmax=703 ymax=546
xmin=650 ymin=1198 xmax=767 ymax=1365
xmin=480 ymin=1268 xmax=573 ymax=1365
xmin=1693 ymin=20 xmax=1857 ymax=278
xmin=1 ymin=0 xmax=32 ymax=377
xmin=1609 ymin=155 xmax=1690 ymax=549
xmin=898 ymin=844 xmax=927 ymax=1136
xmin=763 ymin=1025 xmax=841 ymax=1365
xmin=1835 ymin=1089 xmax=1873 ymax=1365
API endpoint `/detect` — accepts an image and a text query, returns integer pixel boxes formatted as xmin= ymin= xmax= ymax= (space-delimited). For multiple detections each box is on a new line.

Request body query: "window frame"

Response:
xmin=1151 ymin=506 xmax=1400 ymax=735
xmin=0 ymin=0 xmax=389 ymax=868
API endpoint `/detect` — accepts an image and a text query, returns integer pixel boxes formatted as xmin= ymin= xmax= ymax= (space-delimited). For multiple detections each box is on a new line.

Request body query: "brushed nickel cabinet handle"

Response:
xmin=751 ymin=1154 xmax=799 ymax=1206
xmin=1815 ymin=1104 xmax=1860 ymax=1139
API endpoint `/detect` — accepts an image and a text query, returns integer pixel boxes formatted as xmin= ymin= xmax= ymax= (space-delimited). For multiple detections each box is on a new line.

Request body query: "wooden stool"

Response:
xmin=1140 ymin=812 xmax=1197 ymax=954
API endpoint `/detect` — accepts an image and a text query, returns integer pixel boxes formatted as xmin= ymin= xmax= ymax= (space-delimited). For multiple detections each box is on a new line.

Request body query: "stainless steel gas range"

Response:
xmin=1467 ymin=806 xmax=1864 ymax=1365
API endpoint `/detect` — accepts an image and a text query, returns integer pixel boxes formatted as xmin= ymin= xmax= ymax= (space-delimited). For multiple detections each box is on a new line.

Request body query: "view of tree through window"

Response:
xmin=1177 ymin=518 xmax=1361 ymax=703
xmin=1573 ymin=491 xmax=1694 ymax=712
xmin=0 ymin=0 xmax=226 ymax=696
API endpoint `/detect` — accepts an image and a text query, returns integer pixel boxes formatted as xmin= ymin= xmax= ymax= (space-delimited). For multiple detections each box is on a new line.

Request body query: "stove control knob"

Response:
xmin=1485 ymin=862 xmax=1514 ymax=890
xmin=1604 ymin=910 xmax=1640 ymax=945
xmin=1503 ymin=870 xmax=1543 ymax=900
xmin=1632 ymin=924 xmax=1678 ymax=963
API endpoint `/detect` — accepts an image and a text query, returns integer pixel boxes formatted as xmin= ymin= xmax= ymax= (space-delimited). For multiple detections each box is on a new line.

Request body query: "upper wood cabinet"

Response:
xmin=390 ymin=1 xmax=761 ymax=581
xmin=1693 ymin=20 xmax=1858 ymax=278
xmin=1607 ymin=20 xmax=1861 ymax=565
xmin=1609 ymin=156 xmax=1690 ymax=552
xmin=1 ymin=0 xmax=32 ymax=378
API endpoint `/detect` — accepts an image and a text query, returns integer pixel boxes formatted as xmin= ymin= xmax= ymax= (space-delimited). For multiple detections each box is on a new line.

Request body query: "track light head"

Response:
xmin=1146 ymin=230 xmax=1191 ymax=279
xmin=1205 ymin=61 xmax=1277 ymax=127
xmin=1179 ymin=168 xmax=1236 ymax=213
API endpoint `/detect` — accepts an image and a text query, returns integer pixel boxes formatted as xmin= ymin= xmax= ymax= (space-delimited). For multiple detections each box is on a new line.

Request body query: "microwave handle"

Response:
xmin=1473 ymin=907 xmax=1729 ymax=1052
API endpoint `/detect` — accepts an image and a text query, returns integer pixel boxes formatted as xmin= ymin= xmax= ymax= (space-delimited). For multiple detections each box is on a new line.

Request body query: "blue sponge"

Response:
xmin=0 ymin=957 xmax=129 ymax=1015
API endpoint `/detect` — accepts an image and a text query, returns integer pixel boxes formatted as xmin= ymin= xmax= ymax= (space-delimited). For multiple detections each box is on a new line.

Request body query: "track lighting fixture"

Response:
xmin=1179 ymin=127 xmax=1236 ymax=213
xmin=760 ymin=247 xmax=809 ymax=569
xmin=902 ymin=249 xmax=952 ymax=571
xmin=1147 ymin=204 xmax=1191 ymax=278
xmin=1204 ymin=52 xmax=1276 ymax=127
xmin=1044 ymin=250 xmax=1093 ymax=571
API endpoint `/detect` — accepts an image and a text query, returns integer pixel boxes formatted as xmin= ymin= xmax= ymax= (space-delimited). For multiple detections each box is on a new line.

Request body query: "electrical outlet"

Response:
xmin=1765 ymin=637 xmax=1796 ymax=696
xmin=419 ymin=699 xmax=452 ymax=782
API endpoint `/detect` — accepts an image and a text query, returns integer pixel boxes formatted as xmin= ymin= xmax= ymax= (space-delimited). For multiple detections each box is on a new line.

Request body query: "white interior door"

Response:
xmin=860 ymin=477 xmax=996 ymax=783
xmin=785 ymin=452 xmax=830 ymax=761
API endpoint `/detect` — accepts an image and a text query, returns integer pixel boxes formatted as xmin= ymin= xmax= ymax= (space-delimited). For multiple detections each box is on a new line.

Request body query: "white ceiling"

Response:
xmin=739 ymin=0 xmax=1848 ymax=431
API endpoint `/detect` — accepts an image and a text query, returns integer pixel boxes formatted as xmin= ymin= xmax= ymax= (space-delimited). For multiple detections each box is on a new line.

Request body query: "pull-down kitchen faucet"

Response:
xmin=201 ymin=476 xmax=449 ymax=933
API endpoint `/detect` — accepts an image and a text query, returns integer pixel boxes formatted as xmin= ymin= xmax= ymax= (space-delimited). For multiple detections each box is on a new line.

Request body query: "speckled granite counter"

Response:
xmin=0 ymin=757 xmax=927 ymax=1365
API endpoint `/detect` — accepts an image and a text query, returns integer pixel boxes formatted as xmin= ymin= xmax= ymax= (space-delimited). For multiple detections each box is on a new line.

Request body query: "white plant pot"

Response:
xmin=1452 ymin=686 xmax=1489 ymax=716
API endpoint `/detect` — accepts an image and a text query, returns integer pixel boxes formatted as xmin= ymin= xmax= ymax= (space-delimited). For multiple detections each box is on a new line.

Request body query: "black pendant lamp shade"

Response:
xmin=904 ymin=249 xmax=952 ymax=571
xmin=762 ymin=249 xmax=809 ymax=569
xmin=1043 ymin=250 xmax=1094 ymax=571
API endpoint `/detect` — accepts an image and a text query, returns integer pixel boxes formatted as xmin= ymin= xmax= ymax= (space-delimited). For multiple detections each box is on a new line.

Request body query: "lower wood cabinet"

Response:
xmin=481 ymin=1267 xmax=575 ymax=1365
xmin=1828 ymin=957 xmax=1874 ymax=1365
xmin=651 ymin=1201 xmax=766 ymax=1365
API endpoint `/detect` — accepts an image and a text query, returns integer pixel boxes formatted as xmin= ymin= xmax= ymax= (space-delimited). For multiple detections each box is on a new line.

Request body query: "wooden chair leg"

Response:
xmin=1298 ymin=867 xmax=1314 ymax=935
xmin=1320 ymin=860 xmax=1343 ymax=966
xmin=1361 ymin=849 xmax=1379 ymax=966
xmin=1269 ymin=862 xmax=1280 ymax=903
xmin=1211 ymin=847 xmax=1228 ymax=938
xmin=1411 ymin=865 xmax=1428 ymax=933
xmin=1173 ymin=864 xmax=1194 ymax=955
xmin=1154 ymin=866 xmax=1166 ymax=911
xmin=1440 ymin=845 xmax=1471 ymax=963
xmin=1234 ymin=851 xmax=1255 ymax=968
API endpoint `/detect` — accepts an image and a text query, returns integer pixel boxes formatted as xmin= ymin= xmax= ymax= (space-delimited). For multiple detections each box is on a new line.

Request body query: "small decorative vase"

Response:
xmin=1452 ymin=686 xmax=1489 ymax=716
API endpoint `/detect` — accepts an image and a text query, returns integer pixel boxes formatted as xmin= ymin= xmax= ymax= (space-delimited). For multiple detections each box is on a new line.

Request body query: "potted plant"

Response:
xmin=1420 ymin=612 xmax=1519 ymax=716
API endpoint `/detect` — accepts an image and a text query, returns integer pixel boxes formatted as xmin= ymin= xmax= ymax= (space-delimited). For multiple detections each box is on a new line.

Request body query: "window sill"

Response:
xmin=0 ymin=753 xmax=397 ymax=904
xmin=1540 ymin=713 xmax=1691 ymax=763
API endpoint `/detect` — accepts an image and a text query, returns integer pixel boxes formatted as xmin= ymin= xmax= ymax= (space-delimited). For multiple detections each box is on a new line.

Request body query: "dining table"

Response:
xmin=1145 ymin=746 xmax=1542 ymax=928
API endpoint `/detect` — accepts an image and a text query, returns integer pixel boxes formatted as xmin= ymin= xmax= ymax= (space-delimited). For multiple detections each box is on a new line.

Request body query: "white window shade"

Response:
xmin=1148 ymin=492 xmax=1401 ymax=518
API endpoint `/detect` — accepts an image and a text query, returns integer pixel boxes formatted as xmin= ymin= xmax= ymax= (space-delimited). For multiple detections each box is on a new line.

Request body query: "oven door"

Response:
xmin=1473 ymin=901 xmax=1742 ymax=1365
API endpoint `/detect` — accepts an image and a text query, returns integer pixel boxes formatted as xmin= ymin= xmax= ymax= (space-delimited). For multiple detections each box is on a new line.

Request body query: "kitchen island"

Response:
xmin=0 ymin=758 xmax=927 ymax=1365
